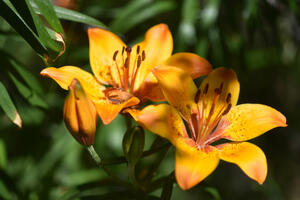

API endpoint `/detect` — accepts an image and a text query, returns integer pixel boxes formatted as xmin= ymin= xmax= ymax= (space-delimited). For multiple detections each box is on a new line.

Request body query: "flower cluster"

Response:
xmin=41 ymin=24 xmax=286 ymax=190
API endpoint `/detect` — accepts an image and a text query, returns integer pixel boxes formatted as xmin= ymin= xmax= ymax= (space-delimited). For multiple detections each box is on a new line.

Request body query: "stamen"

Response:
xmin=194 ymin=89 xmax=201 ymax=103
xmin=190 ymin=113 xmax=198 ymax=140
xmin=122 ymin=46 xmax=125 ymax=55
xmin=219 ymin=82 xmax=224 ymax=92
xmin=214 ymin=88 xmax=222 ymax=95
xmin=142 ymin=50 xmax=146 ymax=61
xmin=136 ymin=45 xmax=140 ymax=54
xmin=113 ymin=50 xmax=118 ymax=61
xmin=226 ymin=93 xmax=231 ymax=103
xmin=203 ymin=84 xmax=209 ymax=94
xmin=126 ymin=46 xmax=132 ymax=53
xmin=137 ymin=55 xmax=142 ymax=68
xmin=124 ymin=57 xmax=129 ymax=68
xmin=222 ymin=103 xmax=232 ymax=116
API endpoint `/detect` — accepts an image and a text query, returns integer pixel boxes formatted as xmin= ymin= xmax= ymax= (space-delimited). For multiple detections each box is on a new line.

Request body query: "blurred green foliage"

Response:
xmin=0 ymin=0 xmax=299 ymax=199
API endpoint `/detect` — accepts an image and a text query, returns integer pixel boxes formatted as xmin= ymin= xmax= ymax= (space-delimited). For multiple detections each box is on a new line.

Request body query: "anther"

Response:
xmin=194 ymin=89 xmax=201 ymax=103
xmin=142 ymin=50 xmax=146 ymax=61
xmin=113 ymin=50 xmax=118 ymax=61
xmin=222 ymin=103 xmax=232 ymax=115
xmin=136 ymin=45 xmax=140 ymax=54
xmin=203 ymin=84 xmax=209 ymax=94
xmin=122 ymin=46 xmax=125 ymax=55
xmin=214 ymin=88 xmax=222 ymax=95
xmin=226 ymin=93 xmax=231 ymax=103
xmin=124 ymin=57 xmax=129 ymax=68
xmin=137 ymin=55 xmax=142 ymax=68
xmin=219 ymin=82 xmax=224 ymax=92
xmin=126 ymin=46 xmax=132 ymax=53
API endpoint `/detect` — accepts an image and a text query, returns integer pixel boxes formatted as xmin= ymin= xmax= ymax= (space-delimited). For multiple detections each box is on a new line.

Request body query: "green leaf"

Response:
xmin=0 ymin=139 xmax=7 ymax=169
xmin=161 ymin=172 xmax=174 ymax=200
xmin=24 ymin=0 xmax=61 ymax=53
xmin=8 ymin=73 xmax=48 ymax=109
xmin=0 ymin=0 xmax=48 ymax=57
xmin=110 ymin=0 xmax=150 ymax=32
xmin=111 ymin=0 xmax=176 ymax=33
xmin=31 ymin=0 xmax=64 ymax=34
xmin=31 ymin=5 xmax=107 ymax=28
xmin=0 ymin=181 xmax=11 ymax=200
xmin=204 ymin=187 xmax=221 ymax=200
xmin=0 ymin=81 xmax=22 ymax=127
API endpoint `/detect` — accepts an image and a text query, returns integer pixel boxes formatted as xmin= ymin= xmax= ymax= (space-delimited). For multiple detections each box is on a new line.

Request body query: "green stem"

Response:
xmin=128 ymin=163 xmax=139 ymax=189
xmin=86 ymin=145 xmax=133 ymax=190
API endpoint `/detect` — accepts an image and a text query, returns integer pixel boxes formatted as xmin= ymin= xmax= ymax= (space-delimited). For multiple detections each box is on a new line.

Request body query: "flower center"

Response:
xmin=111 ymin=45 xmax=146 ymax=93
xmin=189 ymin=82 xmax=232 ymax=149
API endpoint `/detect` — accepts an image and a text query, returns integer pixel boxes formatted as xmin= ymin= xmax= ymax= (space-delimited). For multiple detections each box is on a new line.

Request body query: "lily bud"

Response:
xmin=122 ymin=126 xmax=145 ymax=165
xmin=63 ymin=79 xmax=97 ymax=146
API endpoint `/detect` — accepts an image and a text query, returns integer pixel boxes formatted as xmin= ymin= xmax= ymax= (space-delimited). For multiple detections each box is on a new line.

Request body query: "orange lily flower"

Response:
xmin=127 ymin=67 xmax=287 ymax=190
xmin=40 ymin=24 xmax=212 ymax=124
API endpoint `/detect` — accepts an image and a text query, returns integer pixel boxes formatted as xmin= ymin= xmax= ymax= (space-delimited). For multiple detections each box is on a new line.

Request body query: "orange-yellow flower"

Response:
xmin=64 ymin=79 xmax=97 ymax=146
xmin=40 ymin=24 xmax=212 ymax=124
xmin=127 ymin=67 xmax=287 ymax=190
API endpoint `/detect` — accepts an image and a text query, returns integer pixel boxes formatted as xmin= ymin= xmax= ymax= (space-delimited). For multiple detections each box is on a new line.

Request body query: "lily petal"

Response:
xmin=222 ymin=104 xmax=287 ymax=141
xmin=153 ymin=65 xmax=197 ymax=121
xmin=133 ymin=72 xmax=165 ymax=102
xmin=175 ymin=137 xmax=219 ymax=190
xmin=165 ymin=53 xmax=212 ymax=79
xmin=133 ymin=24 xmax=173 ymax=90
xmin=40 ymin=66 xmax=105 ymax=99
xmin=93 ymin=96 xmax=140 ymax=125
xmin=217 ymin=142 xmax=267 ymax=184
xmin=126 ymin=104 xmax=188 ymax=143
xmin=88 ymin=28 xmax=125 ymax=86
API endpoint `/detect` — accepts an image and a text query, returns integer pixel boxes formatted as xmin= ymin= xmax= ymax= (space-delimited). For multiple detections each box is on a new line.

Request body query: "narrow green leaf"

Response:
xmin=0 ymin=0 xmax=48 ymax=57
xmin=31 ymin=4 xmax=106 ymax=28
xmin=31 ymin=0 xmax=64 ymax=34
xmin=24 ymin=0 xmax=61 ymax=53
xmin=0 ymin=181 xmax=11 ymax=200
xmin=0 ymin=139 xmax=7 ymax=169
xmin=0 ymin=81 xmax=22 ymax=127
xmin=8 ymin=73 xmax=48 ymax=109
xmin=111 ymin=1 xmax=175 ymax=33
xmin=110 ymin=0 xmax=150 ymax=32
xmin=161 ymin=172 xmax=174 ymax=200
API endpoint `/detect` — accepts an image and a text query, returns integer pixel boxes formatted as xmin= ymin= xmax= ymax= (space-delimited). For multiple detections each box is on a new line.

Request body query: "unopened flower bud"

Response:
xmin=63 ymin=79 xmax=97 ymax=146
xmin=122 ymin=126 xmax=145 ymax=165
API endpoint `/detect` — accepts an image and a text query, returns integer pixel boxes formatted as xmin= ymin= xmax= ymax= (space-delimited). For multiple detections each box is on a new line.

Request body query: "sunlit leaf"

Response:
xmin=0 ymin=139 xmax=7 ymax=169
xmin=31 ymin=0 xmax=64 ymax=34
xmin=0 ymin=81 xmax=22 ymax=128
xmin=0 ymin=0 xmax=48 ymax=57
xmin=0 ymin=181 xmax=11 ymax=200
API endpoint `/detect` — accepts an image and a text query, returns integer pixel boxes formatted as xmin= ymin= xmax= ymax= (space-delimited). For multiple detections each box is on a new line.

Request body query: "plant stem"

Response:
xmin=86 ymin=145 xmax=132 ymax=190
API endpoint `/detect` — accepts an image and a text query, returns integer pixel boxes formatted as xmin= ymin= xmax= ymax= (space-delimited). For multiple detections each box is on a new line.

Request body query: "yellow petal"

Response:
xmin=165 ymin=53 xmax=212 ymax=79
xmin=152 ymin=65 xmax=197 ymax=121
xmin=126 ymin=104 xmax=188 ymax=143
xmin=40 ymin=66 xmax=105 ymax=99
xmin=218 ymin=142 xmax=267 ymax=184
xmin=88 ymin=28 xmax=125 ymax=86
xmin=133 ymin=24 xmax=173 ymax=90
xmin=94 ymin=96 xmax=140 ymax=125
xmin=133 ymin=72 xmax=165 ymax=102
xmin=64 ymin=79 xmax=97 ymax=146
xmin=222 ymin=104 xmax=287 ymax=141
xmin=175 ymin=137 xmax=219 ymax=190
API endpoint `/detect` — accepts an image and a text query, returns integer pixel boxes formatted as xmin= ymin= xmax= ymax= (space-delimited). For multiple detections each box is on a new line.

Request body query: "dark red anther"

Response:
xmin=203 ymin=84 xmax=209 ymax=94
xmin=136 ymin=45 xmax=140 ymax=54
xmin=142 ymin=50 xmax=146 ymax=61
xmin=194 ymin=89 xmax=201 ymax=103
xmin=214 ymin=88 xmax=221 ymax=95
xmin=222 ymin=103 xmax=232 ymax=115
xmin=219 ymin=82 xmax=224 ymax=92
xmin=125 ymin=57 xmax=129 ymax=68
xmin=122 ymin=46 xmax=125 ymax=55
xmin=126 ymin=46 xmax=132 ymax=53
xmin=113 ymin=50 xmax=118 ymax=61
xmin=137 ymin=55 xmax=142 ymax=68
xmin=226 ymin=93 xmax=231 ymax=103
